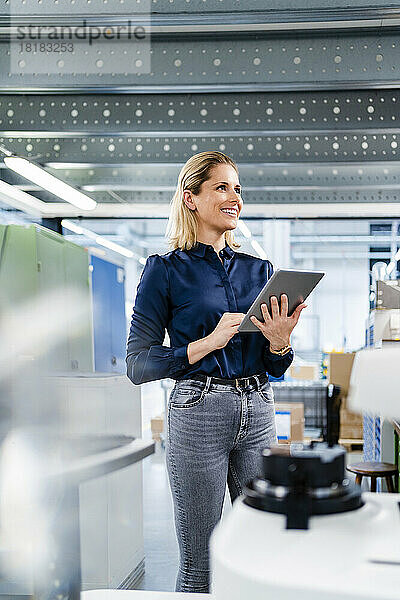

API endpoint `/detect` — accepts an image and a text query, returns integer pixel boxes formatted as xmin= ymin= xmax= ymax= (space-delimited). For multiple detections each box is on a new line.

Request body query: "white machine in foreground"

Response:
xmin=210 ymin=445 xmax=400 ymax=600
xmin=210 ymin=346 xmax=400 ymax=600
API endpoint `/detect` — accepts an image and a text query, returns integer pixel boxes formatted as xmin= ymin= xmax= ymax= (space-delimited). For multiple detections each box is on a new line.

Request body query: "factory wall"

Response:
xmin=289 ymin=220 xmax=370 ymax=352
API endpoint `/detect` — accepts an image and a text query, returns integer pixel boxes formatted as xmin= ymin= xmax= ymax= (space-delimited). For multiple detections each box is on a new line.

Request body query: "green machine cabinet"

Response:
xmin=0 ymin=222 xmax=38 ymax=305
xmin=0 ymin=224 xmax=94 ymax=372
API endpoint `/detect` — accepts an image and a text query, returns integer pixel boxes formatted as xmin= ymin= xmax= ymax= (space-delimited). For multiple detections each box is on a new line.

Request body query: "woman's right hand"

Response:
xmin=209 ymin=312 xmax=245 ymax=350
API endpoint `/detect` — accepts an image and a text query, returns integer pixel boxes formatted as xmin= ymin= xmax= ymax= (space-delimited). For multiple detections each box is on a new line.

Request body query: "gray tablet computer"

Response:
xmin=238 ymin=269 xmax=325 ymax=333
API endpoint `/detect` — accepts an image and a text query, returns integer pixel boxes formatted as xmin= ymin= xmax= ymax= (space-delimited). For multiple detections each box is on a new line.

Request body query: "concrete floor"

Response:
xmin=135 ymin=441 xmax=365 ymax=592
xmin=136 ymin=443 xmax=179 ymax=592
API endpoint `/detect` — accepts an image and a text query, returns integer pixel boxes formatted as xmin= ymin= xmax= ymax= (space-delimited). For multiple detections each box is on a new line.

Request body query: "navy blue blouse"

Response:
xmin=126 ymin=242 xmax=294 ymax=385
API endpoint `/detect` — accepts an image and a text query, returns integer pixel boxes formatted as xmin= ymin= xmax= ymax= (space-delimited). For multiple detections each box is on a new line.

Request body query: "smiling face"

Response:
xmin=183 ymin=163 xmax=243 ymax=239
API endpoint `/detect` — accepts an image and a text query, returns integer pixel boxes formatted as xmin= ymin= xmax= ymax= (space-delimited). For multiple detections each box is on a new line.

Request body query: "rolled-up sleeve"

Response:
xmin=126 ymin=255 xmax=190 ymax=385
xmin=262 ymin=260 xmax=294 ymax=378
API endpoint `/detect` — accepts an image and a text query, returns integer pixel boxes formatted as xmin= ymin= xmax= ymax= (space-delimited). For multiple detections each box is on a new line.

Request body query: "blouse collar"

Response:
xmin=189 ymin=241 xmax=235 ymax=260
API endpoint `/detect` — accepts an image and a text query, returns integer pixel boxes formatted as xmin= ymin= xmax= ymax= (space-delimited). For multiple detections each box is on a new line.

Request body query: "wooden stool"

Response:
xmin=346 ymin=461 xmax=397 ymax=492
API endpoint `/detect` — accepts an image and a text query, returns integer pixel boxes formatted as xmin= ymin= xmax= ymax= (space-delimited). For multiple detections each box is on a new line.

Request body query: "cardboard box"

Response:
xmin=151 ymin=415 xmax=164 ymax=441
xmin=340 ymin=407 xmax=362 ymax=425
xmin=340 ymin=424 xmax=363 ymax=440
xmin=340 ymin=406 xmax=363 ymax=440
xmin=289 ymin=364 xmax=319 ymax=381
xmin=275 ymin=402 xmax=304 ymax=443
xmin=328 ymin=352 xmax=356 ymax=403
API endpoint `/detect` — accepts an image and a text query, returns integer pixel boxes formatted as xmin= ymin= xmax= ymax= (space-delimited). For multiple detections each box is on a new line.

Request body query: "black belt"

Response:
xmin=181 ymin=372 xmax=268 ymax=390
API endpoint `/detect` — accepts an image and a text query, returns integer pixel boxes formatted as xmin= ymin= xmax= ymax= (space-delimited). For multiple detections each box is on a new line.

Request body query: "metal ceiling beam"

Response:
xmin=26 ymin=202 xmax=400 ymax=219
xmin=12 ymin=181 xmax=400 ymax=193
xmin=291 ymin=235 xmax=400 ymax=243
xmin=5 ymin=161 xmax=400 ymax=191
xmin=5 ymin=83 xmax=400 ymax=94
xmin=0 ymin=17 xmax=396 ymax=37
xmin=4 ymin=129 xmax=400 ymax=137
xmin=2 ymin=129 xmax=400 ymax=137
xmin=76 ymin=185 xmax=400 ymax=192
xmin=8 ymin=187 xmax=400 ymax=206
xmin=1 ymin=0 xmax=399 ymax=16
xmin=291 ymin=251 xmax=389 ymax=258
xmin=3 ymin=90 xmax=400 ymax=134
xmin=2 ymin=133 xmax=400 ymax=163
xmin=40 ymin=160 xmax=400 ymax=168
xmin=63 ymin=232 xmax=400 ymax=244
xmin=2 ymin=7 xmax=400 ymax=33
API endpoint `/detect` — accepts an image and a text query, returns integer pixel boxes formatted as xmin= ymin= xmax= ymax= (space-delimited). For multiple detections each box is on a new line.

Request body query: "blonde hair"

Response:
xmin=166 ymin=151 xmax=241 ymax=251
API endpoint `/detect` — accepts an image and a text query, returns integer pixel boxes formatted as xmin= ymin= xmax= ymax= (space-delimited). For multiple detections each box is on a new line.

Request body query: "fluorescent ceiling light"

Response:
xmin=237 ymin=219 xmax=252 ymax=238
xmin=62 ymin=219 xmax=91 ymax=236
xmin=0 ymin=178 xmax=50 ymax=216
xmin=4 ymin=156 xmax=97 ymax=211
xmin=60 ymin=219 xmax=83 ymax=235
xmin=95 ymin=236 xmax=134 ymax=258
xmin=386 ymin=261 xmax=396 ymax=275
xmin=62 ymin=219 xmax=136 ymax=260
xmin=236 ymin=217 xmax=267 ymax=260
xmin=251 ymin=239 xmax=268 ymax=260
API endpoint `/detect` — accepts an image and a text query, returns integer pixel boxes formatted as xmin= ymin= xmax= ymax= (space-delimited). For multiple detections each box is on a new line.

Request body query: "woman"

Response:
xmin=126 ymin=151 xmax=306 ymax=594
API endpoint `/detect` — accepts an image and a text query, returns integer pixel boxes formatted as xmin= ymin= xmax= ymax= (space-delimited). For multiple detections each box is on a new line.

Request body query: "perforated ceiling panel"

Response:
xmin=1 ymin=90 xmax=400 ymax=130
xmin=1 ymin=131 xmax=400 ymax=163
xmin=3 ymin=33 xmax=400 ymax=90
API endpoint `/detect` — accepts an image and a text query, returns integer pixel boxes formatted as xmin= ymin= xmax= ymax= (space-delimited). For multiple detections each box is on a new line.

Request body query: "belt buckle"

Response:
xmin=235 ymin=377 xmax=250 ymax=390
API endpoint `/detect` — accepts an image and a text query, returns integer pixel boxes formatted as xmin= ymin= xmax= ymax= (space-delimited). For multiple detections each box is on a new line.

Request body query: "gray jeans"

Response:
xmin=165 ymin=374 xmax=277 ymax=594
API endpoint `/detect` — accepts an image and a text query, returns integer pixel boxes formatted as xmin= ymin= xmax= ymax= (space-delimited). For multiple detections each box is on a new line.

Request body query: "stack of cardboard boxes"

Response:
xmin=275 ymin=402 xmax=304 ymax=444
xmin=329 ymin=352 xmax=363 ymax=440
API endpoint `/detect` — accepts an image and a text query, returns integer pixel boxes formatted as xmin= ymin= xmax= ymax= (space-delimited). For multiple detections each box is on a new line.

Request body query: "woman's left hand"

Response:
xmin=250 ymin=294 xmax=307 ymax=351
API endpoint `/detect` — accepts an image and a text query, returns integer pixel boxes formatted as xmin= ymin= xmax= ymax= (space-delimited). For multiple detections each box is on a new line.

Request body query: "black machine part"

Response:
xmin=324 ymin=383 xmax=342 ymax=447
xmin=243 ymin=442 xmax=363 ymax=530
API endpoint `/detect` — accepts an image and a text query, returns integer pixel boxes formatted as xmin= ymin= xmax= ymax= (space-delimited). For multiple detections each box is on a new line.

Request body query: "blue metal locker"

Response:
xmin=90 ymin=255 xmax=126 ymax=373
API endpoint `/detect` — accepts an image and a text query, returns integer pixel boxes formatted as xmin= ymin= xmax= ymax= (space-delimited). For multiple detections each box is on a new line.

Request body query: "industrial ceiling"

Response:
xmin=1 ymin=1 xmax=400 ymax=221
